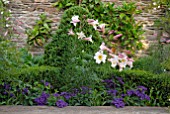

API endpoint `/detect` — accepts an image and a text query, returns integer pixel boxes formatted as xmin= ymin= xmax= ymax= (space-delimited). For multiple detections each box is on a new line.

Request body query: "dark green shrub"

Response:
xmin=44 ymin=6 xmax=113 ymax=91
xmin=104 ymin=69 xmax=170 ymax=106
xmin=7 ymin=66 xmax=61 ymax=89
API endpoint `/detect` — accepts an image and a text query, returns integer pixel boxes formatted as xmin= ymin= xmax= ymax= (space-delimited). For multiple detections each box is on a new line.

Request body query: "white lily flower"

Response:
xmin=98 ymin=23 xmax=105 ymax=33
xmin=108 ymin=55 xmax=119 ymax=68
xmin=127 ymin=58 xmax=134 ymax=69
xmin=70 ymin=15 xmax=80 ymax=26
xmin=94 ymin=50 xmax=107 ymax=64
xmin=76 ymin=31 xmax=86 ymax=39
xmin=118 ymin=57 xmax=127 ymax=69
xmin=99 ymin=42 xmax=112 ymax=53
xmin=68 ymin=28 xmax=75 ymax=36
xmin=87 ymin=19 xmax=99 ymax=30
xmin=83 ymin=35 xmax=93 ymax=43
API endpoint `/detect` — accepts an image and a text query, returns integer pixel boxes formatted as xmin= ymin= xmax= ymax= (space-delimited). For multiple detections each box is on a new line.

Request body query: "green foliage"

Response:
xmin=0 ymin=41 xmax=24 ymax=78
xmin=44 ymin=6 xmax=113 ymax=91
xmin=0 ymin=0 xmax=11 ymax=41
xmin=134 ymin=43 xmax=170 ymax=74
xmin=106 ymin=69 xmax=170 ymax=106
xmin=8 ymin=66 xmax=61 ymax=89
xmin=26 ymin=13 xmax=52 ymax=47
xmin=53 ymin=0 xmax=144 ymax=53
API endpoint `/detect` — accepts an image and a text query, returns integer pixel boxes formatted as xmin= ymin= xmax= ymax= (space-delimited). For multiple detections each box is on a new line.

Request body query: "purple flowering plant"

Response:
xmin=102 ymin=75 xmax=150 ymax=108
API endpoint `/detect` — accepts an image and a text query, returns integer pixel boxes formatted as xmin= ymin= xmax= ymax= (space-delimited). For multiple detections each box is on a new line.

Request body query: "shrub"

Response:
xmin=104 ymin=69 xmax=170 ymax=106
xmin=7 ymin=66 xmax=61 ymax=89
xmin=44 ymin=6 xmax=113 ymax=91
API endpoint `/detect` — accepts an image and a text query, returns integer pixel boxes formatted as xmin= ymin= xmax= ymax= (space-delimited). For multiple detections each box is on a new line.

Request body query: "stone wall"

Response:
xmin=10 ymin=0 xmax=163 ymax=55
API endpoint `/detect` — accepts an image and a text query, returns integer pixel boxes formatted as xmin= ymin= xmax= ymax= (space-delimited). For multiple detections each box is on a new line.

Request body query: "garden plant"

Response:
xmin=0 ymin=0 xmax=170 ymax=109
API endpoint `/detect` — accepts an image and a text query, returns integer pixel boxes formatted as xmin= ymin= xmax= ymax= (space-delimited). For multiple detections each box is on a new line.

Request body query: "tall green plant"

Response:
xmin=44 ymin=6 xmax=113 ymax=91
xmin=53 ymin=0 xmax=144 ymax=54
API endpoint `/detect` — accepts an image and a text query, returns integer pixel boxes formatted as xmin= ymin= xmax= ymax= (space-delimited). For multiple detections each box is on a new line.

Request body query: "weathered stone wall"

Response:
xmin=10 ymin=0 xmax=163 ymax=55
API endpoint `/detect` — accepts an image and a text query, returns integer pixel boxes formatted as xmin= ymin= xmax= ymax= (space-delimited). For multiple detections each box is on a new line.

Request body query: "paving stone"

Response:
xmin=0 ymin=106 xmax=169 ymax=114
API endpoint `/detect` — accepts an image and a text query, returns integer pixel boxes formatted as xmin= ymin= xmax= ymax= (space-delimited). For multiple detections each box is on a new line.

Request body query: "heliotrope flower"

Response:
xmin=22 ymin=88 xmax=28 ymax=95
xmin=34 ymin=92 xmax=50 ymax=105
xmin=76 ymin=31 xmax=86 ymax=39
xmin=112 ymin=98 xmax=125 ymax=108
xmin=70 ymin=15 xmax=80 ymax=26
xmin=94 ymin=50 xmax=107 ymax=64
xmin=60 ymin=92 xmax=72 ymax=100
xmin=107 ymin=89 xmax=117 ymax=96
xmin=56 ymin=99 xmax=68 ymax=108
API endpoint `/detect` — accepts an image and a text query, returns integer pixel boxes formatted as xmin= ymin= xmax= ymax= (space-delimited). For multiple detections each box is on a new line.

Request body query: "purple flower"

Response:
xmin=107 ymin=89 xmax=117 ymax=96
xmin=80 ymin=86 xmax=91 ymax=94
xmin=60 ymin=92 xmax=72 ymax=100
xmin=72 ymin=88 xmax=79 ymax=96
xmin=112 ymin=98 xmax=125 ymax=108
xmin=137 ymin=86 xmax=147 ymax=92
xmin=102 ymin=79 xmax=115 ymax=88
xmin=116 ymin=77 xmax=124 ymax=85
xmin=10 ymin=93 xmax=14 ymax=97
xmin=127 ymin=90 xmax=134 ymax=96
xmin=3 ymin=91 xmax=8 ymax=95
xmin=56 ymin=99 xmax=68 ymax=108
xmin=34 ymin=92 xmax=50 ymax=105
xmin=121 ymin=94 xmax=127 ymax=97
xmin=144 ymin=95 xmax=150 ymax=101
xmin=3 ymin=83 xmax=11 ymax=90
xmin=22 ymin=88 xmax=28 ymax=95
xmin=53 ymin=93 xmax=60 ymax=97
xmin=45 ymin=82 xmax=50 ymax=86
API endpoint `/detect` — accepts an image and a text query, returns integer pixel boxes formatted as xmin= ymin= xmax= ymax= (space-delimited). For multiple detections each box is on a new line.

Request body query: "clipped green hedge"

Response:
xmin=103 ymin=69 xmax=170 ymax=106
xmin=1 ymin=66 xmax=63 ymax=90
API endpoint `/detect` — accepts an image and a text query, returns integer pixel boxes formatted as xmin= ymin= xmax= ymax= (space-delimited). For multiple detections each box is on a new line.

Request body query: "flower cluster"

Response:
xmin=112 ymin=98 xmax=125 ymax=108
xmin=102 ymin=76 xmax=150 ymax=108
xmin=56 ymin=99 xmax=68 ymax=108
xmin=94 ymin=42 xmax=134 ymax=71
xmin=68 ymin=15 xmax=134 ymax=71
xmin=68 ymin=15 xmax=93 ymax=43
xmin=126 ymin=86 xmax=150 ymax=101
xmin=34 ymin=92 xmax=50 ymax=105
